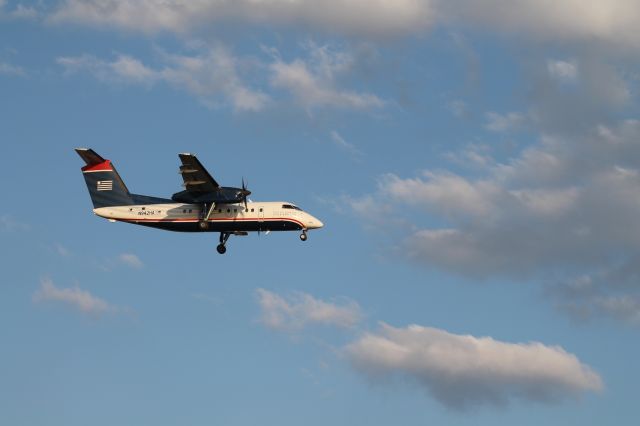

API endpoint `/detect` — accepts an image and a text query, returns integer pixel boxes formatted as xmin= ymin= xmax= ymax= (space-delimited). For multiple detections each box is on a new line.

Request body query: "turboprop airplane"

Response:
xmin=75 ymin=148 xmax=323 ymax=254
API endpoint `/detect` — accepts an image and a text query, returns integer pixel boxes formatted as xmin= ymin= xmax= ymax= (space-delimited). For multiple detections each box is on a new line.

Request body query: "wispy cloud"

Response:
xmin=57 ymin=47 xmax=268 ymax=112
xmin=0 ymin=0 xmax=37 ymax=20
xmin=55 ymin=243 xmax=71 ymax=257
xmin=484 ymin=111 xmax=526 ymax=132
xmin=346 ymin=322 xmax=603 ymax=410
xmin=330 ymin=130 xmax=363 ymax=159
xmin=58 ymin=42 xmax=385 ymax=113
xmin=270 ymin=43 xmax=384 ymax=111
xmin=118 ymin=253 xmax=143 ymax=269
xmin=256 ymin=288 xmax=363 ymax=332
xmin=447 ymin=99 xmax=469 ymax=118
xmin=0 ymin=214 xmax=30 ymax=232
xmin=33 ymin=278 xmax=117 ymax=316
xmin=0 ymin=61 xmax=26 ymax=77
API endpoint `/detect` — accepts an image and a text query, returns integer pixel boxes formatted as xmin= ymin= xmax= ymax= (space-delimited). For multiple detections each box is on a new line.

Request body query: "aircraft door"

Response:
xmin=258 ymin=207 xmax=264 ymax=231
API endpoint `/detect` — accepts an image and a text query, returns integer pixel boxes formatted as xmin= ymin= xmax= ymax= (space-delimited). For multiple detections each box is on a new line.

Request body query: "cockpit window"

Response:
xmin=282 ymin=204 xmax=302 ymax=210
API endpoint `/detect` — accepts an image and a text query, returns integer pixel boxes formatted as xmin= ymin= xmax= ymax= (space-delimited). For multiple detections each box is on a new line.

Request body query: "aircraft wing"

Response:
xmin=178 ymin=153 xmax=220 ymax=193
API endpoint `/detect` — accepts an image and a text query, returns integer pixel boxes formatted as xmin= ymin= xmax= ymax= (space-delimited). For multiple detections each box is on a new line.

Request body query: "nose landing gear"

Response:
xmin=217 ymin=232 xmax=230 ymax=254
xmin=299 ymin=231 xmax=308 ymax=241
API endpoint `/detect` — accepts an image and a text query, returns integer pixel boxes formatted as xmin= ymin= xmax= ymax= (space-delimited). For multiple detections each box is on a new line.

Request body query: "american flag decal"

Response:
xmin=97 ymin=180 xmax=113 ymax=191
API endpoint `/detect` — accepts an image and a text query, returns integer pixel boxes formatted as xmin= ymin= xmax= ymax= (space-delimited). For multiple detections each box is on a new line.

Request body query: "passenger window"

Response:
xmin=251 ymin=208 xmax=254 ymax=212
xmin=227 ymin=209 xmax=230 ymax=213
xmin=259 ymin=208 xmax=263 ymax=212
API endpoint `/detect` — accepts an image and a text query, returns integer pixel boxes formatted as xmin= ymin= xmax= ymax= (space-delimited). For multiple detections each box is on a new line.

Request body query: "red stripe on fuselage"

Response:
xmin=115 ymin=216 xmax=306 ymax=228
xmin=82 ymin=160 xmax=113 ymax=172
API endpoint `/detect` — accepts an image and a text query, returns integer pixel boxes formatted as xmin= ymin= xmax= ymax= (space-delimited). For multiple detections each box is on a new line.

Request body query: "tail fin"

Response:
xmin=75 ymin=148 xmax=134 ymax=208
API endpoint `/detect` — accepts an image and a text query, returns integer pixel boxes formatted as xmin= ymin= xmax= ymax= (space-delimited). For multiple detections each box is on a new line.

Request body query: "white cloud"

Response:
xmin=0 ymin=61 xmax=26 ymax=77
xmin=33 ymin=278 xmax=116 ymax=316
xmin=378 ymin=172 xmax=500 ymax=219
xmin=345 ymin=323 xmax=602 ymax=410
xmin=484 ymin=111 xmax=525 ymax=132
xmin=270 ymin=43 xmax=384 ymax=111
xmin=57 ymin=47 xmax=268 ymax=112
xmin=118 ymin=253 xmax=143 ymax=269
xmin=547 ymin=59 xmax=578 ymax=81
xmin=50 ymin=0 xmax=434 ymax=37
xmin=256 ymin=288 xmax=362 ymax=331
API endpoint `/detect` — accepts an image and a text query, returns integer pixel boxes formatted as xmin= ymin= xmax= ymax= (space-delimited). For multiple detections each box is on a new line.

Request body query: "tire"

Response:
xmin=216 ymin=244 xmax=227 ymax=254
xmin=199 ymin=220 xmax=209 ymax=230
xmin=299 ymin=233 xmax=307 ymax=241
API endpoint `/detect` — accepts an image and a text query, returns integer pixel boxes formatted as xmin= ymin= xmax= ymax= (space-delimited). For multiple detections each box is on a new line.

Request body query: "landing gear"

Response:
xmin=300 ymin=231 xmax=308 ymax=241
xmin=217 ymin=232 xmax=230 ymax=254
xmin=198 ymin=202 xmax=216 ymax=231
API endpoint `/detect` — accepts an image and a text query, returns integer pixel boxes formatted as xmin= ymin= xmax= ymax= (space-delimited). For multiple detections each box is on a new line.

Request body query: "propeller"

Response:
xmin=240 ymin=177 xmax=251 ymax=210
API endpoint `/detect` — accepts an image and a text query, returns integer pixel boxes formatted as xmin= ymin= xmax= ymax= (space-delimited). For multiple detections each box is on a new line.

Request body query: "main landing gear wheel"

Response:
xmin=217 ymin=232 xmax=231 ymax=254
xmin=300 ymin=231 xmax=308 ymax=241
xmin=199 ymin=220 xmax=209 ymax=230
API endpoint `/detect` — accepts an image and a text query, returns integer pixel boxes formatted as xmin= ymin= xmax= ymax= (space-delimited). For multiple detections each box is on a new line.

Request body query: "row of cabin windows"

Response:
xmin=128 ymin=207 xmax=265 ymax=214
xmin=181 ymin=208 xmax=264 ymax=213
xmin=216 ymin=208 xmax=263 ymax=213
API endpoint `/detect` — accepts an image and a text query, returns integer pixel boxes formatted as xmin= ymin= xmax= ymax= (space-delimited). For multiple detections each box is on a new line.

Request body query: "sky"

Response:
xmin=1 ymin=1 xmax=640 ymax=425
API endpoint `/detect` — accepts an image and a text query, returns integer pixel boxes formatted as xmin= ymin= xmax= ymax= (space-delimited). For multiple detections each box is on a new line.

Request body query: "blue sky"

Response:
xmin=2 ymin=1 xmax=640 ymax=424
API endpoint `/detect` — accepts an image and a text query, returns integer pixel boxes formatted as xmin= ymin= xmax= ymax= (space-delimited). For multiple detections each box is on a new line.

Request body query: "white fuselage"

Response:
xmin=93 ymin=201 xmax=324 ymax=232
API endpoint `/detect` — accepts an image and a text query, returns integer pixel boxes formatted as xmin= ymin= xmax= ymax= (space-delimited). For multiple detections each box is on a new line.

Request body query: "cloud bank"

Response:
xmin=50 ymin=1 xmax=640 ymax=49
xmin=50 ymin=0 xmax=434 ymax=37
xmin=345 ymin=323 xmax=602 ymax=410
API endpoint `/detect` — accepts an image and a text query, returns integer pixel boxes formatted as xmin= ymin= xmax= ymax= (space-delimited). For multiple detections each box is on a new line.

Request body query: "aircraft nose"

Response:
xmin=307 ymin=215 xmax=324 ymax=229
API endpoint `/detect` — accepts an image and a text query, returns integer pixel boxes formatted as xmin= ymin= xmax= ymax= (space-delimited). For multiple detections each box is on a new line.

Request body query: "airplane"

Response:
xmin=75 ymin=148 xmax=324 ymax=254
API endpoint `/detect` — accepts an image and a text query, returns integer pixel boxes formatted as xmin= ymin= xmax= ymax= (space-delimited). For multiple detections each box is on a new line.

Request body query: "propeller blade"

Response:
xmin=240 ymin=177 xmax=251 ymax=210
